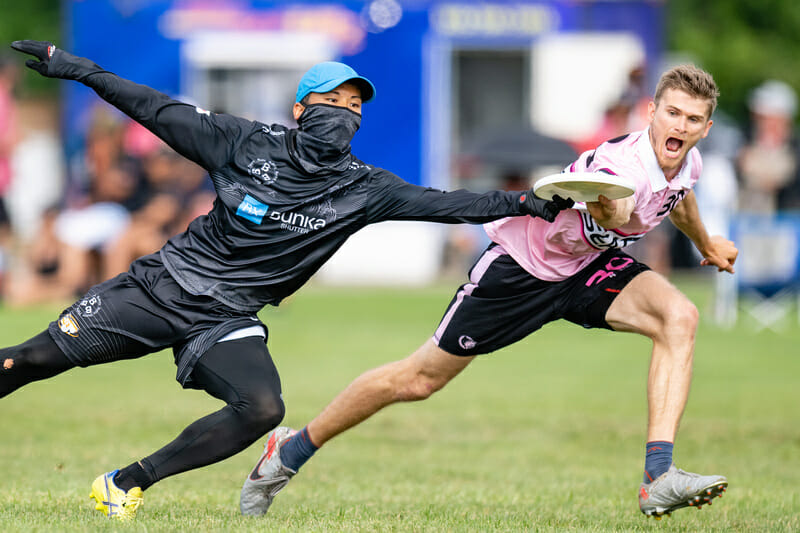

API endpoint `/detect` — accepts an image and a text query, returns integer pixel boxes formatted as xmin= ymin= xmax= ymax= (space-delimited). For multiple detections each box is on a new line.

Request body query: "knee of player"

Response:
xmin=670 ymin=299 xmax=699 ymax=330
xmin=398 ymin=373 xmax=449 ymax=402
xmin=237 ymin=390 xmax=286 ymax=431
xmin=3 ymin=332 xmax=66 ymax=370
xmin=659 ymin=299 xmax=699 ymax=341
xmin=1 ymin=345 xmax=33 ymax=370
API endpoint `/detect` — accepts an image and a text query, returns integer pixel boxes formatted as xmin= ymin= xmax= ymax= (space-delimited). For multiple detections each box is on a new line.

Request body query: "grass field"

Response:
xmin=1 ymin=275 xmax=798 ymax=531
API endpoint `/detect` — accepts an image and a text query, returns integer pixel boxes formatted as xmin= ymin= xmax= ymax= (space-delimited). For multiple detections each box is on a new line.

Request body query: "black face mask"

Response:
xmin=292 ymin=104 xmax=362 ymax=173
xmin=299 ymin=103 xmax=361 ymax=151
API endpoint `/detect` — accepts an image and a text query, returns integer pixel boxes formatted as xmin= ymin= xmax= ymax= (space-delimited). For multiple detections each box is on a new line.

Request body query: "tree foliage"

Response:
xmin=667 ymin=0 xmax=800 ymax=124
xmin=0 ymin=0 xmax=61 ymax=95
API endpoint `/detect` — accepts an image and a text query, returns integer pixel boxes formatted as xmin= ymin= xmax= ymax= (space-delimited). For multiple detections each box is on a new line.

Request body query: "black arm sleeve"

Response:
xmin=60 ymin=53 xmax=253 ymax=171
xmin=366 ymin=170 xmax=527 ymax=224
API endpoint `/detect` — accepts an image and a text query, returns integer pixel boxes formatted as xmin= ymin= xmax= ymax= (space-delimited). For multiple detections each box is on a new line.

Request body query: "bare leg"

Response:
xmin=307 ymin=339 xmax=474 ymax=446
xmin=605 ymin=270 xmax=699 ymax=443
xmin=241 ymin=340 xmax=475 ymax=516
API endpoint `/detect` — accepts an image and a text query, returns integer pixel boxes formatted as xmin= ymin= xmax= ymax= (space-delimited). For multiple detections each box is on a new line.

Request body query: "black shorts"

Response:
xmin=47 ymin=253 xmax=266 ymax=387
xmin=433 ymin=244 xmax=650 ymax=356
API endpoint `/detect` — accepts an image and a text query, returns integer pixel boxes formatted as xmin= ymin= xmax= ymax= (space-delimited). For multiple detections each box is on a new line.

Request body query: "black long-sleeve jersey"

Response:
xmin=73 ymin=62 xmax=535 ymax=312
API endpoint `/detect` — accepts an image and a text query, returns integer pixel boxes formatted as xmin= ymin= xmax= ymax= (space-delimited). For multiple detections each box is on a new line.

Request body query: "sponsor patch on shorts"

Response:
xmin=458 ymin=335 xmax=477 ymax=350
xmin=58 ymin=313 xmax=80 ymax=337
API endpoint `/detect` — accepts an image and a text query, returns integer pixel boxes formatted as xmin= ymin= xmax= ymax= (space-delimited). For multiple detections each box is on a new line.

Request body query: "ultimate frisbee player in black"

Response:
xmin=3 ymin=40 xmax=571 ymax=519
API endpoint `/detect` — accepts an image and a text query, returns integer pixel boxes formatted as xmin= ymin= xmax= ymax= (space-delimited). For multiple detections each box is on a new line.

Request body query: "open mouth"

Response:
xmin=665 ymin=137 xmax=684 ymax=154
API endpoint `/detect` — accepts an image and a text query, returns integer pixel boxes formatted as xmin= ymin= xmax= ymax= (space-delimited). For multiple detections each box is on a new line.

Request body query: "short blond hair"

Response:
xmin=655 ymin=64 xmax=719 ymax=118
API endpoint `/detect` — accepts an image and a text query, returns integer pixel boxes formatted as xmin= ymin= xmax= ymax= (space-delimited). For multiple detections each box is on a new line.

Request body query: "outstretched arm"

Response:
xmin=366 ymin=170 xmax=573 ymax=224
xmin=669 ymin=190 xmax=738 ymax=273
xmin=11 ymin=40 xmax=250 ymax=171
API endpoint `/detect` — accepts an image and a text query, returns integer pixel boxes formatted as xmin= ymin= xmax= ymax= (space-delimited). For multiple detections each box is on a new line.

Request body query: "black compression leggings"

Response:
xmin=134 ymin=336 xmax=285 ymax=489
xmin=0 ymin=331 xmax=75 ymax=398
xmin=2 ymin=332 xmax=284 ymax=490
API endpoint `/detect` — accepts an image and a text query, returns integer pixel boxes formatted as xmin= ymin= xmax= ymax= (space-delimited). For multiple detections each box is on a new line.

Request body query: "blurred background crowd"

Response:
xmin=0 ymin=62 xmax=215 ymax=306
xmin=0 ymin=0 xmax=799 ymax=322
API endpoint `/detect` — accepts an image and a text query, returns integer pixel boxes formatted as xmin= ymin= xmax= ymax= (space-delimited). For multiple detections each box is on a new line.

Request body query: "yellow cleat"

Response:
xmin=89 ymin=470 xmax=143 ymax=520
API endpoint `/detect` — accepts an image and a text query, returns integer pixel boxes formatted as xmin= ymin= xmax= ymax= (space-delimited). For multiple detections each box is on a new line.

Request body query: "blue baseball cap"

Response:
xmin=295 ymin=61 xmax=376 ymax=104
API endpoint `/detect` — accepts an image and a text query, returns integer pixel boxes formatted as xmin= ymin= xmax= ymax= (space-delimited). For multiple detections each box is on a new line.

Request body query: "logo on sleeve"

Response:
xmin=236 ymin=194 xmax=269 ymax=224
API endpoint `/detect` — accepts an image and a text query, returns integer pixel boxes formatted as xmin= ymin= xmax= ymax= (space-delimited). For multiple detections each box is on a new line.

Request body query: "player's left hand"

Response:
xmin=10 ymin=40 xmax=88 ymax=80
xmin=522 ymin=192 xmax=573 ymax=222
xmin=10 ymin=40 xmax=58 ymax=76
xmin=700 ymin=235 xmax=738 ymax=273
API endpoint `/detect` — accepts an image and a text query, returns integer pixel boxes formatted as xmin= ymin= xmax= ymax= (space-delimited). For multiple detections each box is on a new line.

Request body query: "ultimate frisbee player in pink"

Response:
xmin=242 ymin=64 xmax=738 ymax=520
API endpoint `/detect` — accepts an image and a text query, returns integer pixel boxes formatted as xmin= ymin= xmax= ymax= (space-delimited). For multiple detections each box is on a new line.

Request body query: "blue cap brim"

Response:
xmin=298 ymin=76 xmax=375 ymax=103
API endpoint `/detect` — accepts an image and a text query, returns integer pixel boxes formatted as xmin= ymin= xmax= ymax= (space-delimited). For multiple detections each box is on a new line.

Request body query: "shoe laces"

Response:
xmin=118 ymin=490 xmax=144 ymax=519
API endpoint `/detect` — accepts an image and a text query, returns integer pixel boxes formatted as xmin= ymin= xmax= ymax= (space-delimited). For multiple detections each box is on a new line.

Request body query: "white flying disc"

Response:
xmin=533 ymin=172 xmax=635 ymax=202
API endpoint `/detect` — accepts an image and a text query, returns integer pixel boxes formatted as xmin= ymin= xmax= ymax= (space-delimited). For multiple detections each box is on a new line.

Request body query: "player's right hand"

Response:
xmin=10 ymin=40 xmax=86 ymax=80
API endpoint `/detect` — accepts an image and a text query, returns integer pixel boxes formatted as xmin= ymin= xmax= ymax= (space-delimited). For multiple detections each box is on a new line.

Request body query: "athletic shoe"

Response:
xmin=240 ymin=426 xmax=298 ymax=516
xmin=639 ymin=464 xmax=728 ymax=519
xmin=89 ymin=470 xmax=144 ymax=520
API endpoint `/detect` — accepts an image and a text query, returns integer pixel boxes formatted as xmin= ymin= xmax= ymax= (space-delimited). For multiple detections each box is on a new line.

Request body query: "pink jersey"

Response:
xmin=484 ymin=129 xmax=703 ymax=281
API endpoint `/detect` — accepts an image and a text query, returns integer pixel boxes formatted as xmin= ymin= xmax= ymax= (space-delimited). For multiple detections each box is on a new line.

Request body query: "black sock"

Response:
xmin=114 ymin=461 xmax=155 ymax=492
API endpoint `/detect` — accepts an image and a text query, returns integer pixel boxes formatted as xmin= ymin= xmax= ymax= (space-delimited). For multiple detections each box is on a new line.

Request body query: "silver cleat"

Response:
xmin=639 ymin=464 xmax=728 ymax=518
xmin=240 ymin=426 xmax=298 ymax=516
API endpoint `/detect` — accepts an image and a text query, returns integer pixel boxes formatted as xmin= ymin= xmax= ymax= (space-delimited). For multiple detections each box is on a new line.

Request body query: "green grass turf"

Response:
xmin=0 ymin=275 xmax=798 ymax=531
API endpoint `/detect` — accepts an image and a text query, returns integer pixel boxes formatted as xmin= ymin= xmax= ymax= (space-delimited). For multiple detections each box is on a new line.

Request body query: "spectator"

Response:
xmin=103 ymin=141 xmax=214 ymax=278
xmin=4 ymin=207 xmax=81 ymax=307
xmin=0 ymin=53 xmax=20 ymax=295
xmin=737 ymin=80 xmax=799 ymax=213
xmin=620 ymin=64 xmax=651 ymax=132
xmin=6 ymin=104 xmax=217 ymax=306
xmin=572 ymin=66 xmax=651 ymax=155
xmin=572 ymin=98 xmax=634 ymax=154
xmin=69 ymin=106 xmax=146 ymax=209
xmin=6 ymin=108 xmax=142 ymax=305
